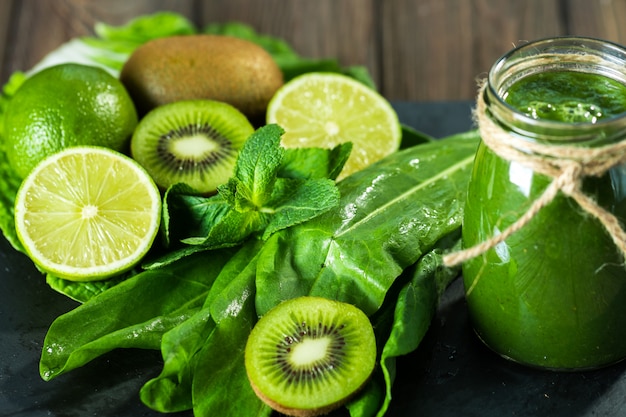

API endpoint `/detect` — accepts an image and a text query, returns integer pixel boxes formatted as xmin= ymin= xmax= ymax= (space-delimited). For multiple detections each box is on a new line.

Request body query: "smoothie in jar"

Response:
xmin=461 ymin=37 xmax=626 ymax=370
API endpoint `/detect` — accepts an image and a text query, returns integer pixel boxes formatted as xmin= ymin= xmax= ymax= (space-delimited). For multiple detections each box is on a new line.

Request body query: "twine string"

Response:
xmin=443 ymin=83 xmax=626 ymax=267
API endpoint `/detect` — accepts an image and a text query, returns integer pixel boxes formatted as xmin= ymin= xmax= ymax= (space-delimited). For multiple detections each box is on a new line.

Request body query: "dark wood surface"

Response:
xmin=2 ymin=0 xmax=626 ymax=101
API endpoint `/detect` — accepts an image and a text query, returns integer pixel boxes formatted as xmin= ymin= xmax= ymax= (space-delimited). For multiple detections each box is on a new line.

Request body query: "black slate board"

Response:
xmin=2 ymin=101 xmax=625 ymax=417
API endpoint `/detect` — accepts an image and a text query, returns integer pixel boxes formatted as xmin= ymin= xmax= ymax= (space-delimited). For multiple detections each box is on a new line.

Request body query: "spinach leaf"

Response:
xmin=375 ymin=245 xmax=460 ymax=416
xmin=39 ymin=248 xmax=235 ymax=381
xmin=344 ymin=245 xmax=460 ymax=417
xmin=400 ymin=123 xmax=434 ymax=148
xmin=140 ymin=306 xmax=215 ymax=412
xmin=191 ymin=242 xmax=271 ymax=417
xmin=140 ymin=239 xmax=264 ymax=413
xmin=255 ymin=130 xmax=479 ymax=317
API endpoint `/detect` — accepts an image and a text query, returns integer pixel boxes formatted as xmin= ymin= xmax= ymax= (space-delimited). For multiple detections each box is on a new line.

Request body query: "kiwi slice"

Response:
xmin=130 ymin=99 xmax=254 ymax=194
xmin=245 ymin=296 xmax=377 ymax=417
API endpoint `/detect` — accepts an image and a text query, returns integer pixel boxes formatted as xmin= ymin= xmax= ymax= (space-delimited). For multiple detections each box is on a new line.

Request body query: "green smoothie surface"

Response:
xmin=503 ymin=71 xmax=626 ymax=123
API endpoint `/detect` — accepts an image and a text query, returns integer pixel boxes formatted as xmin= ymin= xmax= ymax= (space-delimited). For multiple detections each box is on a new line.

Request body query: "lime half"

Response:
xmin=14 ymin=147 xmax=162 ymax=281
xmin=266 ymin=72 xmax=401 ymax=179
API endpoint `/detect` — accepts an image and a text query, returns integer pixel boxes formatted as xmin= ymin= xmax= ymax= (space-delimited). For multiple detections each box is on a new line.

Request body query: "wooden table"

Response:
xmin=2 ymin=0 xmax=626 ymax=101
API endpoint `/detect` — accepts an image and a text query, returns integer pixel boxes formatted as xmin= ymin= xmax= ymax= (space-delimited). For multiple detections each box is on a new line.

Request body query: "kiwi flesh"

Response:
xmin=130 ymin=99 xmax=254 ymax=194
xmin=244 ymin=296 xmax=377 ymax=417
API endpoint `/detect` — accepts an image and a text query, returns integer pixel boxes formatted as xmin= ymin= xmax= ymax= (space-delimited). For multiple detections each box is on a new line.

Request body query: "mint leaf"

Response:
xmin=226 ymin=124 xmax=285 ymax=208
xmin=163 ymin=186 xmax=233 ymax=246
xmin=159 ymin=124 xmax=343 ymax=256
xmin=280 ymin=142 xmax=352 ymax=180
xmin=263 ymin=177 xmax=340 ymax=239
xmin=181 ymin=208 xmax=264 ymax=247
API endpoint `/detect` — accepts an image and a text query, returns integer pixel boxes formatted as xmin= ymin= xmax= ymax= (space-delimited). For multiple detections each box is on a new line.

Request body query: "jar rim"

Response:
xmin=487 ymin=36 xmax=626 ymax=139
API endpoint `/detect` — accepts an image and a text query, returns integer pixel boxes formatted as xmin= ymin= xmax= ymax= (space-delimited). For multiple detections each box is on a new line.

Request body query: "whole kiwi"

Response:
xmin=120 ymin=34 xmax=284 ymax=122
xmin=244 ymin=296 xmax=377 ymax=417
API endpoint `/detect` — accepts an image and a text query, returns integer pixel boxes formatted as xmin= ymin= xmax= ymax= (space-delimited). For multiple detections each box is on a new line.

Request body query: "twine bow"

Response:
xmin=443 ymin=83 xmax=626 ymax=268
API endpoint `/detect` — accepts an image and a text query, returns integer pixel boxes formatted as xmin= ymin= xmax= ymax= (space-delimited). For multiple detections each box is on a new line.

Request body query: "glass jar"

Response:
xmin=462 ymin=37 xmax=626 ymax=370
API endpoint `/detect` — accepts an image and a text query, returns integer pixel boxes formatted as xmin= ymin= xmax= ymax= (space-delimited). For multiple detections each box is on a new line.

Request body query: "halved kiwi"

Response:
xmin=130 ymin=99 xmax=254 ymax=194
xmin=245 ymin=296 xmax=377 ymax=417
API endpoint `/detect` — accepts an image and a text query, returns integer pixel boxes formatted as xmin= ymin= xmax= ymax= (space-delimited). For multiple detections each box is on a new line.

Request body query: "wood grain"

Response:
xmin=200 ymin=0 xmax=380 ymax=84
xmin=380 ymin=0 xmax=565 ymax=100
xmin=567 ymin=0 xmax=626 ymax=43
xmin=0 ymin=1 xmax=13 ymax=68
xmin=0 ymin=0 xmax=195 ymax=78
xmin=2 ymin=0 xmax=626 ymax=100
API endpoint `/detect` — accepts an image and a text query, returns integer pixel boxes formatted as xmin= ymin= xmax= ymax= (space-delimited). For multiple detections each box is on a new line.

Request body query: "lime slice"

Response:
xmin=14 ymin=146 xmax=162 ymax=281
xmin=266 ymin=72 xmax=401 ymax=179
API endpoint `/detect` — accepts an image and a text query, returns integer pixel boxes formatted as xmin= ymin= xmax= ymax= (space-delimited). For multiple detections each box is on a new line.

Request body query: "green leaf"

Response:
xmin=342 ymin=65 xmax=378 ymax=90
xmin=140 ymin=240 xmax=264 ymax=413
xmin=229 ymin=124 xmax=285 ymax=208
xmin=181 ymin=208 xmax=265 ymax=247
xmin=346 ymin=373 xmax=385 ymax=417
xmin=205 ymin=239 xmax=265 ymax=313
xmin=375 ymin=246 xmax=460 ymax=416
xmin=400 ymin=123 xmax=434 ymax=148
xmin=39 ymin=249 xmax=235 ymax=381
xmin=164 ymin=189 xmax=240 ymax=247
xmin=203 ymin=21 xmax=298 ymax=61
xmin=255 ymin=130 xmax=479 ymax=317
xmin=45 ymin=273 xmax=130 ymax=303
xmin=94 ymin=11 xmax=196 ymax=42
xmin=278 ymin=57 xmax=346 ymax=83
xmin=279 ymin=142 xmax=353 ymax=181
xmin=191 ymin=246 xmax=271 ymax=417
xmin=140 ymin=307 xmax=215 ymax=413
xmin=0 ymin=72 xmax=27 ymax=252
xmin=262 ymin=177 xmax=340 ymax=239
xmin=202 ymin=21 xmax=376 ymax=88
xmin=159 ymin=124 xmax=343 ymax=252
xmin=30 ymin=13 xmax=197 ymax=77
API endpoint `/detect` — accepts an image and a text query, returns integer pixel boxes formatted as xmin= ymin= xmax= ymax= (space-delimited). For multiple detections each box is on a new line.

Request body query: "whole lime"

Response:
xmin=4 ymin=63 xmax=138 ymax=178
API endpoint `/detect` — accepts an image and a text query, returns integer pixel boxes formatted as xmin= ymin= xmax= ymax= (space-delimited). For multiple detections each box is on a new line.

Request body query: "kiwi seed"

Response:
xmin=245 ymin=296 xmax=377 ymax=417
xmin=130 ymin=99 xmax=254 ymax=194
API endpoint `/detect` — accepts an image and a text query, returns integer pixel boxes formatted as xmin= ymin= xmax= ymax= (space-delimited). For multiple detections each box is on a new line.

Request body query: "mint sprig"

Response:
xmin=160 ymin=124 xmax=346 ymax=254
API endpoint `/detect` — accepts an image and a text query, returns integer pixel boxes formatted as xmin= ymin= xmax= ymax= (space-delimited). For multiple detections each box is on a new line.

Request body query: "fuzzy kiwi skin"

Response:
xmin=248 ymin=378 xmax=369 ymax=417
xmin=120 ymin=34 xmax=284 ymax=122
xmin=249 ymin=382 xmax=353 ymax=417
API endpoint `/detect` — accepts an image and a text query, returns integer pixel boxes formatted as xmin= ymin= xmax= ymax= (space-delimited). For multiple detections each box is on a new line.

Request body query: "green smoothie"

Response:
xmin=504 ymin=71 xmax=626 ymax=122
xmin=462 ymin=69 xmax=626 ymax=369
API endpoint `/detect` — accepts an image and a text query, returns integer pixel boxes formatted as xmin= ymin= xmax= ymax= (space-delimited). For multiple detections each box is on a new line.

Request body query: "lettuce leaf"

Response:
xmin=0 ymin=72 xmax=27 ymax=252
xmin=30 ymin=12 xmax=196 ymax=76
